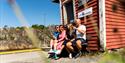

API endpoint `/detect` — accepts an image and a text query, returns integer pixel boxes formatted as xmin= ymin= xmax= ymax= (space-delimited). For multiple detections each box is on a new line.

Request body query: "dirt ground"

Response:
xmin=0 ymin=51 xmax=100 ymax=63
xmin=1 ymin=49 xmax=125 ymax=63
xmin=49 ymin=56 xmax=100 ymax=63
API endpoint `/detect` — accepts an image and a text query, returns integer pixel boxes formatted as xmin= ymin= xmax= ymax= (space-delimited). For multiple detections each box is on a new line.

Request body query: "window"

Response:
xmin=112 ymin=4 xmax=117 ymax=12
xmin=78 ymin=0 xmax=83 ymax=7
xmin=78 ymin=0 xmax=91 ymax=7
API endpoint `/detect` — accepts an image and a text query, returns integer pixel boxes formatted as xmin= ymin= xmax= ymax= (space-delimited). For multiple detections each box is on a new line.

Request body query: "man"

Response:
xmin=66 ymin=19 xmax=86 ymax=58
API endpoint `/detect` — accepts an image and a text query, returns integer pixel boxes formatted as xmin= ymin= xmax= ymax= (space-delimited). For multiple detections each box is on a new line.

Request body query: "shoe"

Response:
xmin=55 ymin=50 xmax=61 ymax=54
xmin=74 ymin=51 xmax=82 ymax=59
xmin=48 ymin=49 xmax=54 ymax=53
xmin=69 ymin=53 xmax=72 ymax=59
xmin=54 ymin=54 xmax=59 ymax=60
xmin=54 ymin=56 xmax=59 ymax=60
xmin=53 ymin=50 xmax=57 ymax=52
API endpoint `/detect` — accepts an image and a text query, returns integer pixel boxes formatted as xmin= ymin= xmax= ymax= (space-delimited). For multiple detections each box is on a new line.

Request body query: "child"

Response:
xmin=48 ymin=25 xmax=60 ymax=53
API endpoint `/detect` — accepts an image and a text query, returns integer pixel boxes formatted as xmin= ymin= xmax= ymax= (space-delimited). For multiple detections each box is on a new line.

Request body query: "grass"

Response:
xmin=98 ymin=48 xmax=125 ymax=63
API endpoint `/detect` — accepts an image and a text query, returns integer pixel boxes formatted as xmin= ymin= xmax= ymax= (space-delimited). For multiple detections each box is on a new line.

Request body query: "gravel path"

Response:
xmin=0 ymin=51 xmax=101 ymax=63
xmin=0 ymin=51 xmax=47 ymax=63
xmin=49 ymin=56 xmax=100 ymax=63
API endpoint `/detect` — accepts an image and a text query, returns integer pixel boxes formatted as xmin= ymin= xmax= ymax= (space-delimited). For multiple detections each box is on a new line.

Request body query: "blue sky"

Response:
xmin=0 ymin=0 xmax=60 ymax=27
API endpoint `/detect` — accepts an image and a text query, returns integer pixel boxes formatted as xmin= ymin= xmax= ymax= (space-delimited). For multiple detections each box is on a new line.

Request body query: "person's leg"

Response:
xmin=50 ymin=39 xmax=54 ymax=49
xmin=55 ymin=41 xmax=64 ymax=54
xmin=60 ymin=40 xmax=67 ymax=52
xmin=49 ymin=39 xmax=54 ymax=53
xmin=76 ymin=40 xmax=82 ymax=51
xmin=60 ymin=45 xmax=65 ymax=51
xmin=65 ymin=46 xmax=70 ymax=53
xmin=66 ymin=41 xmax=79 ymax=58
xmin=66 ymin=42 xmax=74 ymax=53
xmin=54 ymin=40 xmax=58 ymax=50
xmin=55 ymin=45 xmax=65 ymax=54
xmin=74 ymin=40 xmax=82 ymax=58
xmin=65 ymin=45 xmax=73 ymax=58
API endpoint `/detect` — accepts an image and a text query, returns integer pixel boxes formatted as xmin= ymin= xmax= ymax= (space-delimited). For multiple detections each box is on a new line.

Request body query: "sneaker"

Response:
xmin=55 ymin=50 xmax=61 ymax=54
xmin=54 ymin=56 xmax=59 ymax=60
xmin=48 ymin=49 xmax=54 ymax=53
xmin=54 ymin=54 xmax=59 ymax=60
xmin=53 ymin=50 xmax=57 ymax=52
xmin=74 ymin=51 xmax=82 ymax=59
xmin=69 ymin=53 xmax=72 ymax=59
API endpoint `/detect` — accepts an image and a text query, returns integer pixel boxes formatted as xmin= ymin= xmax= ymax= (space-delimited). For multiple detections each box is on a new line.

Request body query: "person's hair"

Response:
xmin=55 ymin=25 xmax=59 ymax=29
xmin=59 ymin=25 xmax=65 ymax=28
xmin=72 ymin=22 xmax=76 ymax=26
xmin=64 ymin=25 xmax=69 ymax=32
xmin=64 ymin=25 xmax=71 ymax=40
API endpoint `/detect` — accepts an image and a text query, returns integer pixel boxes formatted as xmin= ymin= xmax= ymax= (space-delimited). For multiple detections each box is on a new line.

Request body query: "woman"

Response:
xmin=65 ymin=23 xmax=77 ymax=58
xmin=55 ymin=25 xmax=67 ymax=55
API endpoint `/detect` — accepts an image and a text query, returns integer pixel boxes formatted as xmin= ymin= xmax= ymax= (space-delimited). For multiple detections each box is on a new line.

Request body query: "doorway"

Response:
xmin=63 ymin=0 xmax=74 ymax=24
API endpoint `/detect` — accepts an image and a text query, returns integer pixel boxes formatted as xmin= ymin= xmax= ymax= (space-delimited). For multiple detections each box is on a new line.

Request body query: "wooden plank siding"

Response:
xmin=58 ymin=0 xmax=125 ymax=51
xmin=105 ymin=0 xmax=125 ymax=49
xmin=75 ymin=0 xmax=99 ymax=50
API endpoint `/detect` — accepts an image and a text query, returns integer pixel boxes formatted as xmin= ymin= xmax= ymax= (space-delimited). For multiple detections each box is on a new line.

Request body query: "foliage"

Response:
xmin=31 ymin=24 xmax=46 ymax=29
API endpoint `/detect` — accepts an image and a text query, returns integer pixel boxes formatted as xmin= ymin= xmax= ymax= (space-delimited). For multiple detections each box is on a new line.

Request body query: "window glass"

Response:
xmin=78 ymin=0 xmax=90 ymax=7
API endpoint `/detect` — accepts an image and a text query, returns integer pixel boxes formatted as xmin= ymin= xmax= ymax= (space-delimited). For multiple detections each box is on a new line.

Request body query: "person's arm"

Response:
xmin=51 ymin=32 xmax=56 ymax=39
xmin=58 ymin=31 xmax=66 ymax=42
xmin=77 ymin=25 xmax=86 ymax=34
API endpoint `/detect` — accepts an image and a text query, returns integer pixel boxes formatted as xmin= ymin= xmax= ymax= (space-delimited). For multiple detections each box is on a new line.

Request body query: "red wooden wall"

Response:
xmin=106 ymin=0 xmax=125 ymax=49
xmin=59 ymin=0 xmax=125 ymax=50
xmin=75 ymin=0 xmax=99 ymax=50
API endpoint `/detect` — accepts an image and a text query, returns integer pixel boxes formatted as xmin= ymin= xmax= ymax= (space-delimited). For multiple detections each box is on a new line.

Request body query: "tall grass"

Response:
xmin=98 ymin=48 xmax=125 ymax=63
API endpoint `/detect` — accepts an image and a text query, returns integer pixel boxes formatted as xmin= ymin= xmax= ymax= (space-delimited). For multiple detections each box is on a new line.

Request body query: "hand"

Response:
xmin=73 ymin=27 xmax=77 ymax=29
xmin=77 ymin=28 xmax=81 ymax=32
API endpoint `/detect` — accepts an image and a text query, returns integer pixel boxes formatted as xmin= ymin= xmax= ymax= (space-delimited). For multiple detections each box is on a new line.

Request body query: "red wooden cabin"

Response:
xmin=52 ymin=0 xmax=125 ymax=51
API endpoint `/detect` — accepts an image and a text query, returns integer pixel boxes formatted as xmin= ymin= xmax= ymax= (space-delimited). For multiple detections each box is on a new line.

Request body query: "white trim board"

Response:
xmin=99 ymin=0 xmax=106 ymax=50
xmin=59 ymin=0 xmax=63 ymax=24
xmin=73 ymin=0 xmax=76 ymax=20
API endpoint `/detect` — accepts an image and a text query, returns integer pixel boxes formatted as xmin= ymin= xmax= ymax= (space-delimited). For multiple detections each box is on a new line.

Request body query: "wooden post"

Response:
xmin=83 ymin=0 xmax=87 ymax=25
xmin=99 ymin=0 xmax=106 ymax=51
xmin=59 ymin=0 xmax=63 ymax=24
xmin=73 ymin=0 xmax=76 ymax=20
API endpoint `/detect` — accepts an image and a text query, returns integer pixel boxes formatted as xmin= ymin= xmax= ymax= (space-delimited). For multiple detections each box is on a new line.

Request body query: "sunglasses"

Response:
xmin=56 ymin=27 xmax=59 ymax=28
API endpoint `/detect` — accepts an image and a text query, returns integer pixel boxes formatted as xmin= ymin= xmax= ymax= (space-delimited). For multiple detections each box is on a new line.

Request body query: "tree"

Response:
xmin=31 ymin=24 xmax=45 ymax=29
xmin=16 ymin=27 xmax=24 ymax=30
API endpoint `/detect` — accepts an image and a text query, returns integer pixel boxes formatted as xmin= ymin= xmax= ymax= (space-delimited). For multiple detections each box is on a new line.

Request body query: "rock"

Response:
xmin=0 ymin=27 xmax=52 ymax=51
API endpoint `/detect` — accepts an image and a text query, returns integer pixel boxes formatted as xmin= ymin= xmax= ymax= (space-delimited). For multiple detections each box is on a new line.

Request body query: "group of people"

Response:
xmin=48 ymin=19 xmax=87 ymax=59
